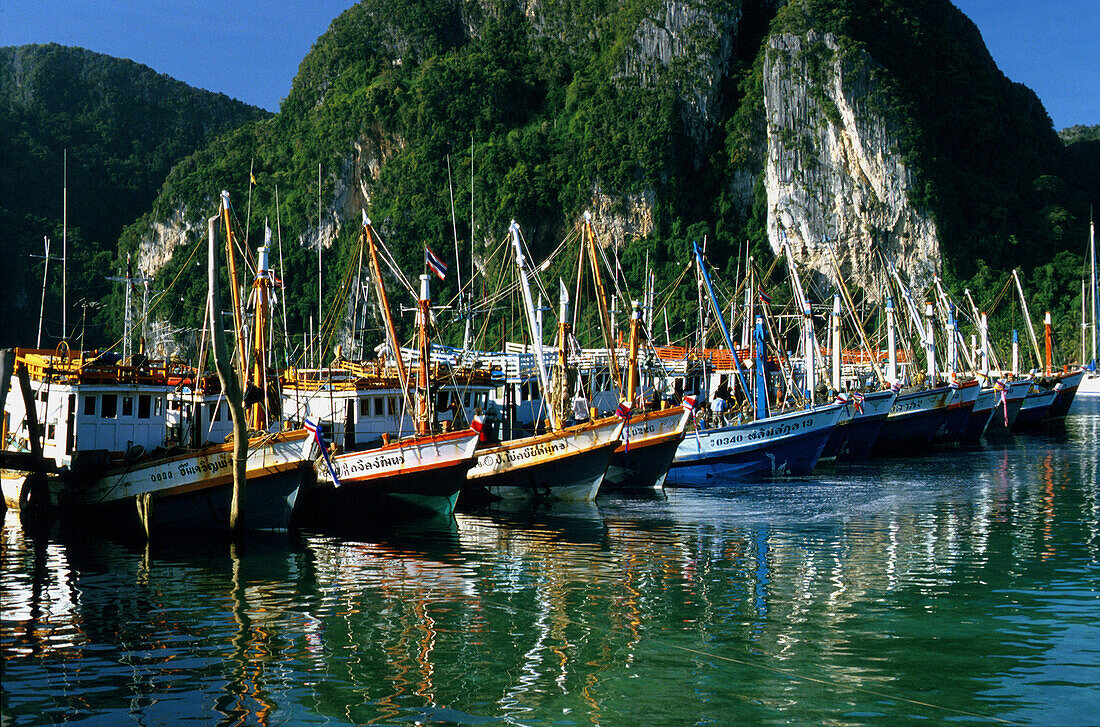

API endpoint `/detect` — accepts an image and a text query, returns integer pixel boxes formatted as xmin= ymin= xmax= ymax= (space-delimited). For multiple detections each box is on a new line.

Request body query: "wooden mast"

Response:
xmin=582 ymin=212 xmax=624 ymax=393
xmin=248 ymin=226 xmax=273 ymax=430
xmin=626 ymin=300 xmax=642 ymax=406
xmin=220 ymin=191 xmax=248 ymax=379
xmin=363 ymin=214 xmax=411 ymax=413
xmin=416 ymin=274 xmax=432 ymax=435
xmin=510 ymin=220 xmax=560 ymax=430
xmin=208 ymin=209 xmax=247 ymax=533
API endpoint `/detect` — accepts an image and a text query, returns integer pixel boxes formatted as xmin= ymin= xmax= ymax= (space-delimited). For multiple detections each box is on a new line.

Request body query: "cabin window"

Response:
xmin=374 ymin=398 xmax=384 ymax=416
xmin=38 ymin=389 xmax=48 ymax=402
xmin=83 ymin=396 xmax=96 ymax=416
xmin=154 ymin=397 xmax=162 ymax=416
xmin=359 ymin=397 xmax=370 ymax=416
xmin=464 ymin=392 xmax=471 ymax=407
xmin=138 ymin=395 xmax=151 ymax=419
xmin=101 ymin=394 xmax=117 ymax=419
xmin=122 ymin=397 xmax=134 ymax=417
xmin=387 ymin=397 xmax=400 ymax=416
xmin=46 ymin=424 xmax=55 ymax=441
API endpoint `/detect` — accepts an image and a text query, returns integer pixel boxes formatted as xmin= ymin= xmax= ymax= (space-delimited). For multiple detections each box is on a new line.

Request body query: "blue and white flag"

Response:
xmin=425 ymin=246 xmax=448 ymax=280
xmin=304 ymin=418 xmax=341 ymax=487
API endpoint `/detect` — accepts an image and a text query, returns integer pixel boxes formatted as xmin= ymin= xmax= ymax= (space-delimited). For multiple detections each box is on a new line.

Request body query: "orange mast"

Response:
xmin=582 ymin=212 xmax=623 ymax=393
xmin=416 ymin=274 xmax=432 ymax=435
xmin=220 ymin=191 xmax=248 ymax=380
xmin=1044 ymin=311 xmax=1053 ymax=375
xmin=248 ymin=225 xmax=273 ymax=430
xmin=363 ymin=214 xmax=412 ymax=416
xmin=626 ymin=300 xmax=642 ymax=406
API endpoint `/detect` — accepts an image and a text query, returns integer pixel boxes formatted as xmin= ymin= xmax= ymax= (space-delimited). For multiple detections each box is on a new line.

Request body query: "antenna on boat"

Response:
xmin=317 ymin=163 xmax=323 ymax=370
xmin=62 ymin=148 xmax=68 ymax=342
xmin=32 ymin=236 xmax=58 ymax=348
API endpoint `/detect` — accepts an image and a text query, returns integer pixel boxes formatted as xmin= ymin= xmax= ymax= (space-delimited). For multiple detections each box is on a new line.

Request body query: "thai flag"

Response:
xmin=949 ymin=380 xmax=960 ymax=389
xmin=758 ymin=286 xmax=772 ymax=304
xmin=615 ymin=400 xmax=633 ymax=451
xmin=682 ymin=394 xmax=697 ymax=412
xmin=890 ymin=381 xmax=902 ymax=393
xmin=851 ymin=391 xmax=865 ymax=414
xmin=425 ymin=246 xmax=447 ymax=280
xmin=471 ymin=412 xmax=487 ymax=441
xmin=616 ymin=400 xmax=633 ymax=419
xmin=305 ymin=418 xmax=341 ymax=487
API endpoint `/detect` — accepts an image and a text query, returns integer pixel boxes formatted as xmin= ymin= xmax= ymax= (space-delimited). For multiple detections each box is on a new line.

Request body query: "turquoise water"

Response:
xmin=2 ymin=400 xmax=1097 ymax=725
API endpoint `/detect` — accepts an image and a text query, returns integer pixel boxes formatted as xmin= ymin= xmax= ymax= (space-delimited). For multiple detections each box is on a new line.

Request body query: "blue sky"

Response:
xmin=0 ymin=0 xmax=1096 ymax=129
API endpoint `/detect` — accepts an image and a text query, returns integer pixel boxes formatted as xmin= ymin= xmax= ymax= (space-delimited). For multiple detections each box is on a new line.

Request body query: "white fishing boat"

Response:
xmin=296 ymin=217 xmax=480 ymax=520
xmin=1 ymin=197 xmax=317 ymax=532
xmin=462 ymin=221 xmax=623 ymax=502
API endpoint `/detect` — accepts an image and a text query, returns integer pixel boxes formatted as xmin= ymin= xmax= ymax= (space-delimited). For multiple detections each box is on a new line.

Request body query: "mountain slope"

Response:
xmin=0 ymin=43 xmax=270 ymax=349
xmin=41 ymin=1 xmax=1100 ymax=360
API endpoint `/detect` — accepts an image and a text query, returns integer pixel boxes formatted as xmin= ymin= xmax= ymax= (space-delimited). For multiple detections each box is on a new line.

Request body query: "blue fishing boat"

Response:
xmin=959 ymin=384 xmax=998 ymax=444
xmin=665 ymin=242 xmax=841 ymax=485
xmin=831 ymin=389 xmax=897 ymax=459
xmin=931 ymin=379 xmax=981 ymax=445
xmin=870 ymin=385 xmax=952 ymax=456
xmin=668 ymin=402 xmax=845 ymax=484
xmin=1012 ymin=384 xmax=1058 ymax=430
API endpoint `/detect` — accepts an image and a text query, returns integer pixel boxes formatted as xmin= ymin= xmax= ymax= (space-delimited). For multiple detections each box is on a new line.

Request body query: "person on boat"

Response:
xmin=710 ymin=393 xmax=727 ymax=426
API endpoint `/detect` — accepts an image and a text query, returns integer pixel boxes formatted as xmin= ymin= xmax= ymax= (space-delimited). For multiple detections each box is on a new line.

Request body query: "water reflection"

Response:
xmin=1 ymin=400 xmax=1097 ymax=724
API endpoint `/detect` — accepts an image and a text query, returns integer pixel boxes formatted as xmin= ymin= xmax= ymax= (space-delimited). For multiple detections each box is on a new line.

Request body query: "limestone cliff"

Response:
xmin=762 ymin=31 xmax=939 ymax=295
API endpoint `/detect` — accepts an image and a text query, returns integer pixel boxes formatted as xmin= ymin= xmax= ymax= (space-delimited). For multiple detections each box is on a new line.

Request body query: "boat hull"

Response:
xmin=824 ymin=390 xmax=895 ymax=461
xmin=1077 ymin=371 xmax=1100 ymax=397
xmin=667 ymin=404 xmax=843 ymax=486
xmin=604 ymin=407 xmax=691 ymax=491
xmin=871 ymin=387 xmax=951 ymax=456
xmin=984 ymin=380 xmax=1030 ymax=436
xmin=1045 ymin=369 xmax=1085 ymax=420
xmin=302 ymin=429 xmax=479 ymax=521
xmin=465 ymin=417 xmax=623 ymax=502
xmin=1013 ymin=389 xmax=1058 ymax=430
xmin=959 ymin=388 xmax=997 ymax=444
xmin=931 ymin=381 xmax=981 ymax=445
xmin=58 ymin=429 xmax=314 ymax=532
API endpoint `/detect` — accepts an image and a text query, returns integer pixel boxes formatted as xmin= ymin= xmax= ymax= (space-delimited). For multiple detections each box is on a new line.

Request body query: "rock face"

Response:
xmin=623 ymin=0 xmax=742 ymax=161
xmin=763 ymin=31 xmax=940 ymax=295
xmin=586 ymin=187 xmax=656 ymax=250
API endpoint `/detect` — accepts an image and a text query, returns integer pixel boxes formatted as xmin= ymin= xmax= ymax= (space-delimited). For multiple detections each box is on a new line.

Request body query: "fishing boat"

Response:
xmin=959 ymin=383 xmax=998 ymax=444
xmin=1013 ymin=383 xmax=1058 ymax=430
xmin=462 ymin=221 xmax=623 ymax=503
xmin=984 ymin=378 xmax=1031 ymax=435
xmin=295 ymin=216 xmax=480 ymax=521
xmin=869 ymin=384 xmax=951 ymax=455
xmin=569 ymin=216 xmax=689 ymax=491
xmin=931 ymin=379 xmax=981 ymax=445
xmin=666 ymin=242 xmax=843 ymax=485
xmin=1 ymin=197 xmax=316 ymax=532
xmin=602 ymin=303 xmax=692 ymax=490
xmin=822 ymin=389 xmax=896 ymax=460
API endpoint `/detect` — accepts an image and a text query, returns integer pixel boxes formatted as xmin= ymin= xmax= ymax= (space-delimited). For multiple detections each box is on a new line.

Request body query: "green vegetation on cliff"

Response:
xmin=0 ymin=43 xmax=269 ymax=348
xmin=7 ymin=0 xmax=1097 ymax=364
